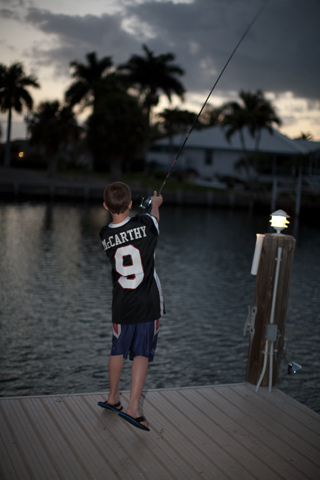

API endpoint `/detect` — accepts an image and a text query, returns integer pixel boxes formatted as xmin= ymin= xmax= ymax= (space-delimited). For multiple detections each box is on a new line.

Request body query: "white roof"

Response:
xmin=154 ymin=126 xmax=320 ymax=155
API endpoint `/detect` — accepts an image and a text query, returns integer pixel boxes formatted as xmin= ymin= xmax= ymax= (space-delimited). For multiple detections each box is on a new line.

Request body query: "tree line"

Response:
xmin=0 ymin=44 xmax=286 ymax=179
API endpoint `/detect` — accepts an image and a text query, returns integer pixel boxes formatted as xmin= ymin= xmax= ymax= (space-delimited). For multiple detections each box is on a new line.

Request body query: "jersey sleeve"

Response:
xmin=135 ymin=213 xmax=159 ymax=235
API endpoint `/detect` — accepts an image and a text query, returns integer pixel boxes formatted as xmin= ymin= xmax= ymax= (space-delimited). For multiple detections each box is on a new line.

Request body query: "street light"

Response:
xmin=270 ymin=209 xmax=290 ymax=235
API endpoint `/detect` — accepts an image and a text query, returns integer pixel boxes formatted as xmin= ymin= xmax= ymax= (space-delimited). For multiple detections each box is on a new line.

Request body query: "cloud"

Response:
xmin=26 ymin=8 xmax=117 ymax=45
xmin=20 ymin=7 xmax=148 ymax=78
xmin=23 ymin=8 xmax=138 ymax=73
xmin=0 ymin=8 xmax=20 ymax=19
xmin=121 ymin=0 xmax=320 ymax=100
xmin=15 ymin=0 xmax=319 ymax=104
xmin=1 ymin=0 xmax=319 ymax=139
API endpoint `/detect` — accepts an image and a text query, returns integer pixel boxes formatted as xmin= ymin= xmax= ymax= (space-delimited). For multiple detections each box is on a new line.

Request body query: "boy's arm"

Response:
xmin=150 ymin=191 xmax=163 ymax=222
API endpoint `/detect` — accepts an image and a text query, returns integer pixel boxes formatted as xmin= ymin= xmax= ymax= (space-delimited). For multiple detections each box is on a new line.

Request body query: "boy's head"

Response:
xmin=103 ymin=182 xmax=132 ymax=214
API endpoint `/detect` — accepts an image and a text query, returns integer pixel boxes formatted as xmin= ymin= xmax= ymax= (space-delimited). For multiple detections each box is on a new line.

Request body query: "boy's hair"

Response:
xmin=103 ymin=182 xmax=132 ymax=214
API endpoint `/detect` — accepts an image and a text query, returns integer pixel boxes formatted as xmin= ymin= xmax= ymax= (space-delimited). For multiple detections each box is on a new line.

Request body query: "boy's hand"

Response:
xmin=152 ymin=191 xmax=163 ymax=207
xmin=150 ymin=191 xmax=163 ymax=222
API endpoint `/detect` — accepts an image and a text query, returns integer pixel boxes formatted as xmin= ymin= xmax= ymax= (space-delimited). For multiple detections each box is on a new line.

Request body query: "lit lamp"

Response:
xmin=270 ymin=209 xmax=290 ymax=235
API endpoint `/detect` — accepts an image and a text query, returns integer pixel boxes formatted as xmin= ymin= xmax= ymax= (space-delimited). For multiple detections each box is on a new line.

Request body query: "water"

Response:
xmin=0 ymin=200 xmax=319 ymax=414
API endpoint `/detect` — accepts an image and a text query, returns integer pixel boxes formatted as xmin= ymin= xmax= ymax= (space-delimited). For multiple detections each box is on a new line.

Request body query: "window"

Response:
xmin=205 ymin=150 xmax=213 ymax=165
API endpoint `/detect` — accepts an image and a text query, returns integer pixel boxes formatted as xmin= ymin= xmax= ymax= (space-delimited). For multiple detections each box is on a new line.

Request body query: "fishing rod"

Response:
xmin=140 ymin=0 xmax=270 ymax=211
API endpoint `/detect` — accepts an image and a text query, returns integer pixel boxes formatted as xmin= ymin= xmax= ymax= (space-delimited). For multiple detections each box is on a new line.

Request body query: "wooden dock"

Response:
xmin=1 ymin=383 xmax=319 ymax=479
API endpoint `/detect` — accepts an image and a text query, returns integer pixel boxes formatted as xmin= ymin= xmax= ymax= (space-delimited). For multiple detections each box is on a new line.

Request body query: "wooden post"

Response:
xmin=246 ymin=233 xmax=296 ymax=387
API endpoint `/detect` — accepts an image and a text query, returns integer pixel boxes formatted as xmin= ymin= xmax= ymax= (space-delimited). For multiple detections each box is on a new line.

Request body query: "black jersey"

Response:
xmin=99 ymin=213 xmax=164 ymax=325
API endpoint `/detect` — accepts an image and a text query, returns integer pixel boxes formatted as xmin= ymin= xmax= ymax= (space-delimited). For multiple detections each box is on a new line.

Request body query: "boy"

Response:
xmin=98 ymin=182 xmax=164 ymax=431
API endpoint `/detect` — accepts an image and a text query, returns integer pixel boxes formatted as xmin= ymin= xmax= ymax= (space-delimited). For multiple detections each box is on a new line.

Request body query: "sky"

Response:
xmin=1 ymin=0 xmax=320 ymax=141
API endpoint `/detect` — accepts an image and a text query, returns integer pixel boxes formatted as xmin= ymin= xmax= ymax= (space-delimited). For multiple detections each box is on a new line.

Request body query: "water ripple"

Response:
xmin=0 ymin=201 xmax=319 ymax=413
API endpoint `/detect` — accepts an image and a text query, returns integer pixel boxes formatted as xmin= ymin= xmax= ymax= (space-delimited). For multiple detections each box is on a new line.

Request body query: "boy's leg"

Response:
xmin=126 ymin=356 xmax=149 ymax=425
xmin=108 ymin=354 xmax=124 ymax=405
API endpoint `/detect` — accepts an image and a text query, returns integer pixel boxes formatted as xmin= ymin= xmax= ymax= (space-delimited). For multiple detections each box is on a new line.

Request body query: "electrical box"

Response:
xmin=266 ymin=324 xmax=278 ymax=341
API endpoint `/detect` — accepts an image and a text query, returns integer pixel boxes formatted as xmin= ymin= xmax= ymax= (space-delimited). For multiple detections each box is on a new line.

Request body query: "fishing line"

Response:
xmin=153 ymin=0 xmax=270 ymax=198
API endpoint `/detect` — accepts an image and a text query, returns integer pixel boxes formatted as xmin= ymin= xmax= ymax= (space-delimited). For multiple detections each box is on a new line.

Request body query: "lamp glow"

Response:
xmin=270 ymin=210 xmax=290 ymax=234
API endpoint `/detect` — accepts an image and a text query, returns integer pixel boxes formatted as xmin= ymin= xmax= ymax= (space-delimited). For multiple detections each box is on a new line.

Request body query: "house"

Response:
xmin=146 ymin=126 xmax=320 ymax=190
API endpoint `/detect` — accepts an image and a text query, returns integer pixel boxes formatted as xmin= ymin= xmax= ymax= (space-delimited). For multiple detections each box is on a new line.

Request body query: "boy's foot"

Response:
xmin=118 ymin=412 xmax=150 ymax=431
xmin=97 ymin=400 xmax=123 ymax=412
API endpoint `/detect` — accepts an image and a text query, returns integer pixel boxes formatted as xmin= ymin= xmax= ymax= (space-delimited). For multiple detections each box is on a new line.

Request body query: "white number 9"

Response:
xmin=114 ymin=245 xmax=144 ymax=289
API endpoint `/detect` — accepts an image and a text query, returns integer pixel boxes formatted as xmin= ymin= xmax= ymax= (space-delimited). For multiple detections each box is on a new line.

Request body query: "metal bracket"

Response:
xmin=243 ymin=305 xmax=257 ymax=336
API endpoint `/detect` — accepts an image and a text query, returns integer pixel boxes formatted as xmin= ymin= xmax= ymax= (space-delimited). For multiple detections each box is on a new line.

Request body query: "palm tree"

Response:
xmin=0 ymin=62 xmax=40 ymax=166
xmin=28 ymin=100 xmax=82 ymax=176
xmin=199 ymin=105 xmax=224 ymax=127
xmin=118 ymin=44 xmax=185 ymax=127
xmin=157 ymin=108 xmax=199 ymax=137
xmin=222 ymin=90 xmax=281 ymax=182
xmin=155 ymin=107 xmax=200 ymax=165
xmin=86 ymin=90 xmax=147 ymax=179
xmin=296 ymin=132 xmax=313 ymax=141
xmin=222 ymin=101 xmax=248 ymax=151
xmin=65 ymin=51 xmax=114 ymax=114
xmin=242 ymin=90 xmax=281 ymax=151
xmin=65 ymin=52 xmax=128 ymax=171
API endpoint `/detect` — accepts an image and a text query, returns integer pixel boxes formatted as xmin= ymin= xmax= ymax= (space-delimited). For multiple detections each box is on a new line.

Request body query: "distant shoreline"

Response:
xmin=1 ymin=166 xmax=319 ymax=215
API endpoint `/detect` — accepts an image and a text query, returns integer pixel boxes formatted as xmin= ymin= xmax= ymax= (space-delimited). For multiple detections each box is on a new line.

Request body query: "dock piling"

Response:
xmin=246 ymin=233 xmax=296 ymax=388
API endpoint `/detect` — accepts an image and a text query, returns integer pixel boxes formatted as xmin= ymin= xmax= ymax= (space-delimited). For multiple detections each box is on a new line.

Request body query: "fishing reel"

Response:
xmin=139 ymin=196 xmax=153 ymax=213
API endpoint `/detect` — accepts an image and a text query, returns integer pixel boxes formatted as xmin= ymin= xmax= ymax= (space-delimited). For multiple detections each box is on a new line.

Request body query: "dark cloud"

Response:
xmin=0 ymin=0 xmax=24 ymax=7
xmin=0 ymin=6 xmax=22 ymax=19
xmin=23 ymin=8 xmax=141 ymax=74
xmin=19 ymin=0 xmax=320 ymax=103
xmin=0 ymin=8 xmax=15 ymax=18
xmin=124 ymin=0 xmax=320 ymax=100
xmin=26 ymin=8 xmax=119 ymax=45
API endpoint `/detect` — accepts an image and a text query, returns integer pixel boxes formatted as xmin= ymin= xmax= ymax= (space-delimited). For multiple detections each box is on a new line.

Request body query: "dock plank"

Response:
xmin=224 ymin=385 xmax=320 ymax=459
xmin=43 ymin=395 xmax=118 ymax=480
xmin=1 ymin=383 xmax=320 ymax=480
xmin=67 ymin=395 xmax=141 ymax=480
xmin=203 ymin=385 xmax=319 ymax=479
xmin=207 ymin=387 xmax=315 ymax=479
xmin=100 ymin=391 xmax=186 ymax=480
xmin=136 ymin=390 xmax=234 ymax=479
xmin=151 ymin=388 xmax=262 ymax=479
xmin=173 ymin=387 xmax=281 ymax=478
xmin=25 ymin=397 xmax=91 ymax=480
xmin=0 ymin=398 xmax=56 ymax=480
xmin=0 ymin=411 xmax=25 ymax=480
xmin=70 ymin=393 xmax=173 ymax=480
